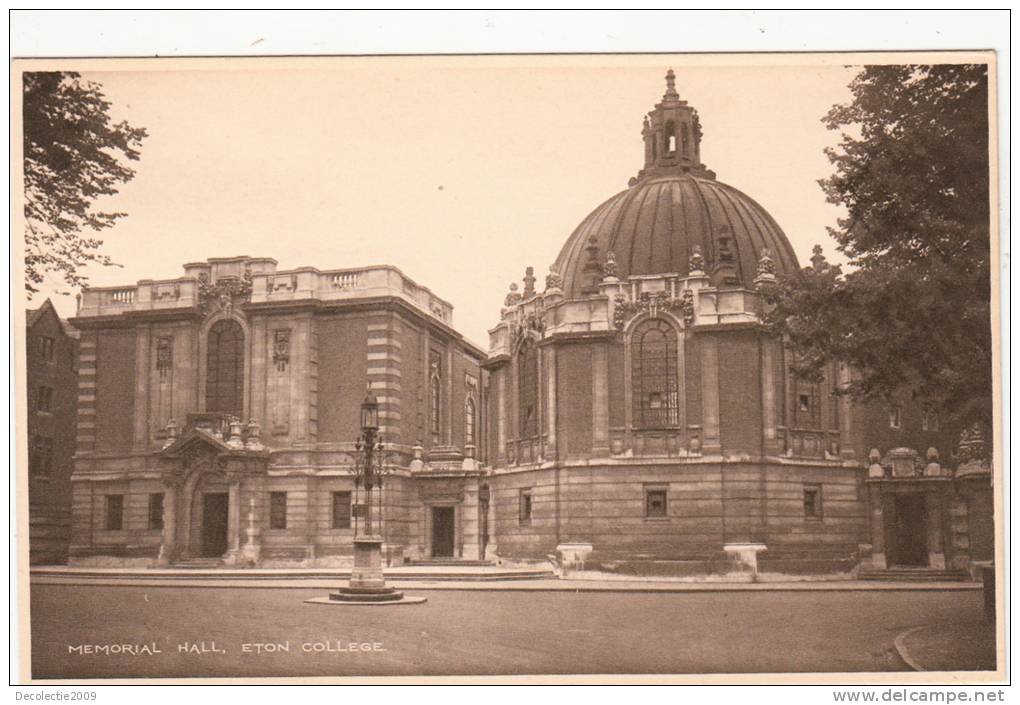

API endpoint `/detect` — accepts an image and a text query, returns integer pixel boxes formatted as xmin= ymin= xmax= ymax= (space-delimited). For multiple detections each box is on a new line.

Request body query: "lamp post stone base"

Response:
xmin=325 ymin=535 xmax=416 ymax=604
xmin=349 ymin=535 xmax=386 ymax=589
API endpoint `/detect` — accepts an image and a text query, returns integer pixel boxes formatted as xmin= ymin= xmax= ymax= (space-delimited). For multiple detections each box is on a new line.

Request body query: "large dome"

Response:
xmin=554 ymin=174 xmax=799 ymax=296
xmin=554 ymin=71 xmax=800 ymax=296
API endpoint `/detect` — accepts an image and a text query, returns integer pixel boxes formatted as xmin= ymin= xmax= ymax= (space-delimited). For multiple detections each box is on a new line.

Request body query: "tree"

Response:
xmin=23 ymin=71 xmax=147 ymax=297
xmin=765 ymin=64 xmax=992 ymax=457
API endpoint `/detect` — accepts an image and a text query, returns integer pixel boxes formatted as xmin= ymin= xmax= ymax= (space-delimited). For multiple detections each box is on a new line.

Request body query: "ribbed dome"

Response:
xmin=553 ymin=71 xmax=799 ymax=297
xmin=554 ymin=174 xmax=800 ymax=297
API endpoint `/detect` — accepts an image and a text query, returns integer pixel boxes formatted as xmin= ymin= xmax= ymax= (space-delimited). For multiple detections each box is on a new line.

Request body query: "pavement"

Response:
xmin=28 ymin=583 xmax=992 ymax=678
xmin=895 ymin=620 xmax=998 ymax=671
xmin=30 ymin=565 xmax=983 ymax=592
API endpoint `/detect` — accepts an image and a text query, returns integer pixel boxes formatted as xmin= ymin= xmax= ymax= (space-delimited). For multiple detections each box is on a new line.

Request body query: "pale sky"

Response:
xmin=28 ymin=56 xmax=857 ymax=346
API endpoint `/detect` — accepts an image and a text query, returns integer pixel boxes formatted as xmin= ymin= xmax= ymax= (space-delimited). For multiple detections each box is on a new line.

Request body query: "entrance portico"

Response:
xmin=157 ymin=413 xmax=268 ymax=565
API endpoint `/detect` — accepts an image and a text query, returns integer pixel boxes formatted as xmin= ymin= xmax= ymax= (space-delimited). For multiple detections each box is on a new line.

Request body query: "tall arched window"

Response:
xmin=632 ymin=318 xmax=679 ymax=428
xmin=206 ymin=319 xmax=245 ymax=417
xmin=429 ymin=350 xmax=442 ymax=441
xmin=465 ymin=397 xmax=476 ymax=446
xmin=518 ymin=339 xmax=539 ymax=438
xmin=665 ymin=120 xmax=677 ymax=155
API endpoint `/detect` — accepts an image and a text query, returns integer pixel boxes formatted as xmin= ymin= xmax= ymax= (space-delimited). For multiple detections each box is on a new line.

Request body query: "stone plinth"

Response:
xmin=350 ymin=535 xmax=385 ymax=589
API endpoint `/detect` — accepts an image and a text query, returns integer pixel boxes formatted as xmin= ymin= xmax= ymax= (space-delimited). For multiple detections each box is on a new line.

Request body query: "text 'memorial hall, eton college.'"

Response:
xmin=40 ymin=72 xmax=992 ymax=577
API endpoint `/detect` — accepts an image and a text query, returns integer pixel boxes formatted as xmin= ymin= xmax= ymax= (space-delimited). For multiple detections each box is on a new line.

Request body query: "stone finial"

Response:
xmin=664 ymin=68 xmax=678 ymax=99
xmin=689 ymin=245 xmax=706 ymax=275
xmin=162 ymin=418 xmax=180 ymax=450
xmin=523 ymin=266 xmax=536 ymax=297
xmin=810 ymin=244 xmax=828 ymax=272
xmin=603 ymin=251 xmax=618 ymax=279
xmin=754 ymin=247 xmax=777 ymax=289
xmin=545 ymin=264 xmax=563 ymax=292
xmin=581 ymin=235 xmax=604 ymax=294
xmin=227 ymin=417 xmax=245 ymax=450
xmin=245 ymin=419 xmax=263 ymax=451
xmin=504 ymin=281 xmax=522 ymax=308
xmin=868 ymin=448 xmax=885 ymax=478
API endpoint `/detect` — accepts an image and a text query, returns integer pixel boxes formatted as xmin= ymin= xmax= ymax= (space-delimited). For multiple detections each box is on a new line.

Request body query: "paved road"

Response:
xmin=29 ymin=584 xmax=986 ymax=679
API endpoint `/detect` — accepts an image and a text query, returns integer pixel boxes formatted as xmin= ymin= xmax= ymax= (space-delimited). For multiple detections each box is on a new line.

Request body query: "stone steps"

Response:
xmin=858 ymin=568 xmax=971 ymax=582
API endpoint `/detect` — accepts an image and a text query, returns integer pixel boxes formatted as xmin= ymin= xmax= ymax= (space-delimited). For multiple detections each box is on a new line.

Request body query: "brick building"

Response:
xmin=481 ymin=71 xmax=992 ymax=576
xmin=61 ymin=71 xmax=993 ymax=576
xmin=26 ymin=299 xmax=78 ymax=564
xmin=69 ymin=258 xmax=487 ymax=565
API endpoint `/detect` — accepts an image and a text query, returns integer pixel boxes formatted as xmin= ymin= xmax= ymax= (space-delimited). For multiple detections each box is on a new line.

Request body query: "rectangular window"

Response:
xmin=30 ymin=436 xmax=53 ymax=476
xmin=519 ymin=489 xmax=532 ymax=524
xmin=148 ymin=493 xmax=164 ymax=530
xmin=645 ymin=487 xmax=668 ymax=518
xmin=36 ymin=386 xmax=53 ymax=413
xmin=922 ymin=411 xmax=939 ymax=432
xmin=105 ymin=494 xmax=124 ymax=531
xmin=803 ymin=484 xmax=822 ymax=520
xmin=889 ymin=404 xmax=902 ymax=429
xmin=332 ymin=491 xmax=352 ymax=529
xmin=269 ymin=492 xmax=288 ymax=530
xmin=38 ymin=336 xmax=55 ymax=362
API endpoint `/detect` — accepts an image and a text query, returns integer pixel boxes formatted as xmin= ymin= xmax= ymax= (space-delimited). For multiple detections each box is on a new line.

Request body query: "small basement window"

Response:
xmin=803 ymin=484 xmax=822 ymax=520
xmin=269 ymin=492 xmax=288 ymax=530
xmin=519 ymin=489 xmax=532 ymax=525
xmin=105 ymin=494 xmax=124 ymax=531
xmin=148 ymin=493 xmax=164 ymax=531
xmin=645 ymin=487 xmax=668 ymax=518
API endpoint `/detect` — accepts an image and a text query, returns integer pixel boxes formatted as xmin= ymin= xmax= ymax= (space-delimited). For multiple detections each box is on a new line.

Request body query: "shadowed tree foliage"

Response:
xmin=765 ymin=64 xmax=992 ymax=457
xmin=23 ymin=71 xmax=147 ymax=297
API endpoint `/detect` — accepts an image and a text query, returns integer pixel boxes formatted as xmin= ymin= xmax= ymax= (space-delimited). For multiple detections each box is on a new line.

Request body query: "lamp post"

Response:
xmin=354 ymin=390 xmax=384 ymax=538
xmin=323 ymin=387 xmax=419 ymax=604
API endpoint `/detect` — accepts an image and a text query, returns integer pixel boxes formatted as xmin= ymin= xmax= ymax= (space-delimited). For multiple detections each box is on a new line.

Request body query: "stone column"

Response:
xmin=760 ymin=338 xmax=779 ymax=456
xmin=592 ymin=343 xmax=610 ymax=457
xmin=926 ymin=490 xmax=947 ymax=570
xmin=224 ymin=473 xmax=242 ymax=564
xmin=701 ymin=335 xmax=721 ymax=454
xmin=132 ymin=325 xmax=152 ymax=452
xmin=867 ymin=484 xmax=887 ymax=569
xmin=157 ymin=478 xmax=181 ymax=565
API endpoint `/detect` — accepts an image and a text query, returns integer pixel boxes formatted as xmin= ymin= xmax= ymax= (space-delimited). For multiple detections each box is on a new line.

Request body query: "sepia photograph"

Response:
xmin=10 ymin=14 xmax=1006 ymax=688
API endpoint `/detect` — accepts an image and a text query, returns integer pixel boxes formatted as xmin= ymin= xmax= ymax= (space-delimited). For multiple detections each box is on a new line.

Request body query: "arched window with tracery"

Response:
xmin=429 ymin=350 xmax=442 ymax=441
xmin=465 ymin=397 xmax=476 ymax=446
xmin=632 ymin=318 xmax=680 ymax=428
xmin=206 ymin=318 xmax=245 ymax=417
xmin=517 ymin=339 xmax=539 ymax=439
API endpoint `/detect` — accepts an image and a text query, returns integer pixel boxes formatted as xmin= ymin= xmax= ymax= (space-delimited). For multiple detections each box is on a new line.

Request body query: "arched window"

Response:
xmin=518 ymin=339 xmax=539 ymax=439
xmin=665 ymin=120 xmax=677 ymax=155
xmin=429 ymin=350 xmax=442 ymax=441
xmin=632 ymin=318 xmax=680 ymax=428
xmin=206 ymin=319 xmax=245 ymax=417
xmin=465 ymin=397 xmax=476 ymax=446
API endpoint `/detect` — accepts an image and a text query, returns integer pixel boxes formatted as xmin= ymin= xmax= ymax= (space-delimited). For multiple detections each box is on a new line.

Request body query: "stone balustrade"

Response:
xmin=76 ymin=262 xmax=454 ymax=324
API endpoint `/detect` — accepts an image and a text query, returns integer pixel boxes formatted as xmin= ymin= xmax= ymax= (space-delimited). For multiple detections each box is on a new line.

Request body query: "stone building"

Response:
xmin=26 ymin=299 xmax=78 ymax=564
xmin=62 ymin=71 xmax=993 ymax=577
xmin=481 ymin=71 xmax=991 ymax=576
xmin=69 ymin=258 xmax=488 ymax=565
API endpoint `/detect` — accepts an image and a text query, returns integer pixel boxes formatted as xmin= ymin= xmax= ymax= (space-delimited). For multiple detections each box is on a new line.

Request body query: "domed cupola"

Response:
xmin=635 ymin=68 xmax=715 ymax=182
xmin=552 ymin=70 xmax=800 ymax=298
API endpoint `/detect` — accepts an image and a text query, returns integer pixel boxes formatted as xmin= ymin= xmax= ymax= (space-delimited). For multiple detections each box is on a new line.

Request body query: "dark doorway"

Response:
xmin=892 ymin=494 xmax=928 ymax=567
xmin=201 ymin=493 xmax=229 ymax=557
xmin=431 ymin=506 xmax=455 ymax=558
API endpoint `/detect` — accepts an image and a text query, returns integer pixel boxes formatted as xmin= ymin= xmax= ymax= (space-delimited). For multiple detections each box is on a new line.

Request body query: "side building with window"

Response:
xmin=68 ymin=256 xmax=487 ymax=566
xmin=482 ymin=73 xmax=978 ymax=576
xmin=26 ymin=299 xmax=79 ymax=564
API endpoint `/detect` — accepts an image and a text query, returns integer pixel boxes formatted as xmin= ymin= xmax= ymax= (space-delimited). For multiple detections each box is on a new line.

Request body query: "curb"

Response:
xmin=30 ymin=575 xmax=984 ymax=593
xmin=893 ymin=626 xmax=927 ymax=671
